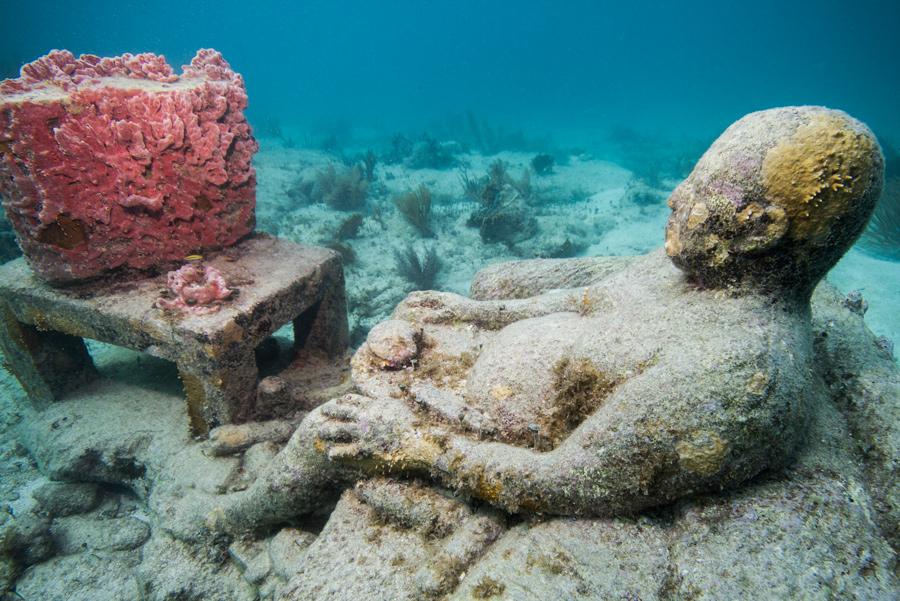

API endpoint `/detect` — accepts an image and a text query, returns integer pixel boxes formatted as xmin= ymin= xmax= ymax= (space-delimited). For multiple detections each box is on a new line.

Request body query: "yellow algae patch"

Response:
xmin=675 ymin=431 xmax=730 ymax=476
xmin=664 ymin=223 xmax=682 ymax=256
xmin=762 ymin=112 xmax=879 ymax=242
xmin=490 ymin=384 xmax=514 ymax=401
xmin=472 ymin=469 xmax=504 ymax=504
xmin=221 ymin=321 xmax=244 ymax=346
xmin=179 ymin=371 xmax=209 ymax=436
xmin=746 ymin=371 xmax=769 ymax=395
xmin=210 ymin=425 xmax=250 ymax=449
xmin=686 ymin=202 xmax=710 ymax=229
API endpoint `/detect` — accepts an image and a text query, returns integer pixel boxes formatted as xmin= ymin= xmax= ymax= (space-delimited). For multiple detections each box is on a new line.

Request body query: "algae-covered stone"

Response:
xmin=279 ymin=479 xmax=504 ymax=601
xmin=268 ymin=527 xmax=316 ymax=581
xmin=135 ymin=531 xmax=257 ymax=601
xmin=14 ymin=553 xmax=142 ymax=601
xmin=364 ymin=318 xmax=420 ymax=368
xmin=32 ymin=481 xmax=101 ymax=517
xmin=50 ymin=514 xmax=150 ymax=554
xmin=449 ymin=518 xmax=669 ymax=600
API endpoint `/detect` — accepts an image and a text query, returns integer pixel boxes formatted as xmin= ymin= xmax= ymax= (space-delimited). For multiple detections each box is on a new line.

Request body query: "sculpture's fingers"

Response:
xmin=335 ymin=393 xmax=368 ymax=407
xmin=317 ymin=422 xmax=361 ymax=442
xmin=327 ymin=442 xmax=366 ymax=461
xmin=321 ymin=404 xmax=359 ymax=421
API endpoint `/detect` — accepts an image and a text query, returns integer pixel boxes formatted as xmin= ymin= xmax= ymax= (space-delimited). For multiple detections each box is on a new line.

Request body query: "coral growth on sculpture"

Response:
xmin=0 ymin=49 xmax=258 ymax=283
xmin=156 ymin=263 xmax=233 ymax=315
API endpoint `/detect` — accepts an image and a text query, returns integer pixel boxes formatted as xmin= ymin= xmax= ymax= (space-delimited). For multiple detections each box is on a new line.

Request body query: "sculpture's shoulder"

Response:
xmin=470 ymin=255 xmax=639 ymax=300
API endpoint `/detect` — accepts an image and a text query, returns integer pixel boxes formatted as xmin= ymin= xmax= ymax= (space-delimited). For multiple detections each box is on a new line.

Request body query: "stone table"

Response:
xmin=0 ymin=234 xmax=348 ymax=435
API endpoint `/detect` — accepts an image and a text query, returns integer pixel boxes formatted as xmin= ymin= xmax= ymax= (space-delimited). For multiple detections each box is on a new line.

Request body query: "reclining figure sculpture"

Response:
xmin=198 ymin=106 xmax=884 ymax=536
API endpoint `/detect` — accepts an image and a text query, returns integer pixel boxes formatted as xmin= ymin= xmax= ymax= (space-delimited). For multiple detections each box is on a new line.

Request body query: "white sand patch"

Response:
xmin=829 ymin=248 xmax=900 ymax=352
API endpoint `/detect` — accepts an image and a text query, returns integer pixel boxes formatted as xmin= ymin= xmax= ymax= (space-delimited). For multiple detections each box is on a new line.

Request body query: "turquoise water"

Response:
xmin=3 ymin=0 xmax=900 ymax=146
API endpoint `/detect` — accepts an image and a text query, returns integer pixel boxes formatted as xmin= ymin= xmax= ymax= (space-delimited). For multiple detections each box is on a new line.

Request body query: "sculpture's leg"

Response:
xmin=213 ymin=404 xmax=356 ymax=534
xmin=293 ymin=267 xmax=349 ymax=358
xmin=0 ymin=303 xmax=97 ymax=408
xmin=178 ymin=352 xmax=259 ymax=436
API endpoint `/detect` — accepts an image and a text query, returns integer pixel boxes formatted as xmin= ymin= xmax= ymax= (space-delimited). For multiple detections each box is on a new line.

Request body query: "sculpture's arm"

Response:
xmin=428 ymin=367 xmax=799 ymax=516
xmin=392 ymin=287 xmax=607 ymax=331
xmin=318 ymin=357 xmax=804 ymax=517
xmin=469 ymin=256 xmax=636 ymax=301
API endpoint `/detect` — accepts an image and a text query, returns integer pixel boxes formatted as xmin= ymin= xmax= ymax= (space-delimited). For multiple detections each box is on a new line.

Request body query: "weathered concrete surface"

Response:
xmin=0 ymin=233 xmax=349 ymax=434
xmin=278 ymin=479 xmax=505 ymax=601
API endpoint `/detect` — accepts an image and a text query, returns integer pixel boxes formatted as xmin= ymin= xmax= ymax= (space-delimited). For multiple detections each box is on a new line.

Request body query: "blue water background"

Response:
xmin=2 ymin=0 xmax=898 ymax=150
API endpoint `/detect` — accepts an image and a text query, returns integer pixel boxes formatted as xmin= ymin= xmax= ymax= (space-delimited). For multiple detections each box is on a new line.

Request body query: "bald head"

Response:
xmin=666 ymin=106 xmax=883 ymax=297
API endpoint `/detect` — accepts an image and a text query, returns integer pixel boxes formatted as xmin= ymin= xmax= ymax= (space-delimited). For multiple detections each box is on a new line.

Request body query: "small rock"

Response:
xmin=244 ymin=441 xmax=280 ymax=475
xmin=256 ymin=375 xmax=290 ymax=415
xmin=51 ymin=515 xmax=151 ymax=554
xmin=842 ymin=290 xmax=868 ymax=315
xmin=14 ymin=553 xmax=141 ymax=601
xmin=875 ymin=335 xmax=894 ymax=358
xmin=32 ymin=481 xmax=102 ymax=518
xmin=229 ymin=539 xmax=271 ymax=584
xmin=366 ymin=319 xmax=419 ymax=369
xmin=206 ymin=419 xmax=295 ymax=456
xmin=268 ymin=527 xmax=316 ymax=581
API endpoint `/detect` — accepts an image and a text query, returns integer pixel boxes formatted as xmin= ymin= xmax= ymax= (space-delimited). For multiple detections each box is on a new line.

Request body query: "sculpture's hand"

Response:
xmin=315 ymin=394 xmax=437 ymax=472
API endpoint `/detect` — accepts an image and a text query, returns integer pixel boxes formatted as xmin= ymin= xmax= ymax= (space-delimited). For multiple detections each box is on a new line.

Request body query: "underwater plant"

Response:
xmin=361 ymin=150 xmax=378 ymax=182
xmin=314 ymin=165 xmax=369 ymax=211
xmin=257 ymin=115 xmax=283 ymax=139
xmin=464 ymin=160 xmax=537 ymax=244
xmin=530 ymin=153 xmax=555 ymax=176
xmin=384 ymin=133 xmax=414 ymax=164
xmin=406 ymin=135 xmax=458 ymax=170
xmin=336 ymin=213 xmax=365 ymax=241
xmin=437 ymin=111 xmax=551 ymax=154
xmin=623 ymin=178 xmax=666 ymax=207
xmin=325 ymin=240 xmax=357 ymax=265
xmin=858 ymin=144 xmax=900 ymax=261
xmin=394 ymin=243 xmax=441 ymax=289
xmin=858 ymin=175 xmax=900 ymax=260
xmin=0 ymin=210 xmax=21 ymax=264
xmin=607 ymin=125 xmax=706 ymax=188
xmin=393 ymin=185 xmax=433 ymax=237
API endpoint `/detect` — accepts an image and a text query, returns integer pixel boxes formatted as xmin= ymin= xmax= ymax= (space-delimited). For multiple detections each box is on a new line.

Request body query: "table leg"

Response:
xmin=0 ymin=303 xmax=97 ymax=408
xmin=292 ymin=267 xmax=349 ymax=358
xmin=178 ymin=352 xmax=259 ymax=436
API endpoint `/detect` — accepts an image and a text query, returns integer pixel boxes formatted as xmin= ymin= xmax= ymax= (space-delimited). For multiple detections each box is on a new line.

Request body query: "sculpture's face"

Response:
xmin=664 ymin=178 xmax=788 ymax=273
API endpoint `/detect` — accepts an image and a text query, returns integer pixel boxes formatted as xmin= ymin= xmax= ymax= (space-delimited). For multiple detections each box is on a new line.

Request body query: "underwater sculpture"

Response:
xmin=191 ymin=106 xmax=887 ymax=535
xmin=0 ymin=49 xmax=257 ymax=283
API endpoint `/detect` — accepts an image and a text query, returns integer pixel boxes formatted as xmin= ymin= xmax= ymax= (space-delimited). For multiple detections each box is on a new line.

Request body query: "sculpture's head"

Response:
xmin=665 ymin=106 xmax=883 ymax=298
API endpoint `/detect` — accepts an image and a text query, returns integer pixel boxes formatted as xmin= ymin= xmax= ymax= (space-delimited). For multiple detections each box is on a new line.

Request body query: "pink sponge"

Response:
xmin=156 ymin=263 xmax=232 ymax=315
xmin=0 ymin=49 xmax=258 ymax=283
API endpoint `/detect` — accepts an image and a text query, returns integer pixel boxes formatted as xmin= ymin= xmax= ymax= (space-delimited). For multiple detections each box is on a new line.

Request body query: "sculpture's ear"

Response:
xmin=731 ymin=203 xmax=789 ymax=254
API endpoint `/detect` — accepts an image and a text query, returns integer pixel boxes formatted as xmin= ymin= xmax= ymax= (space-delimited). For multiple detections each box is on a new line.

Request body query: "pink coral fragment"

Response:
xmin=156 ymin=263 xmax=232 ymax=315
